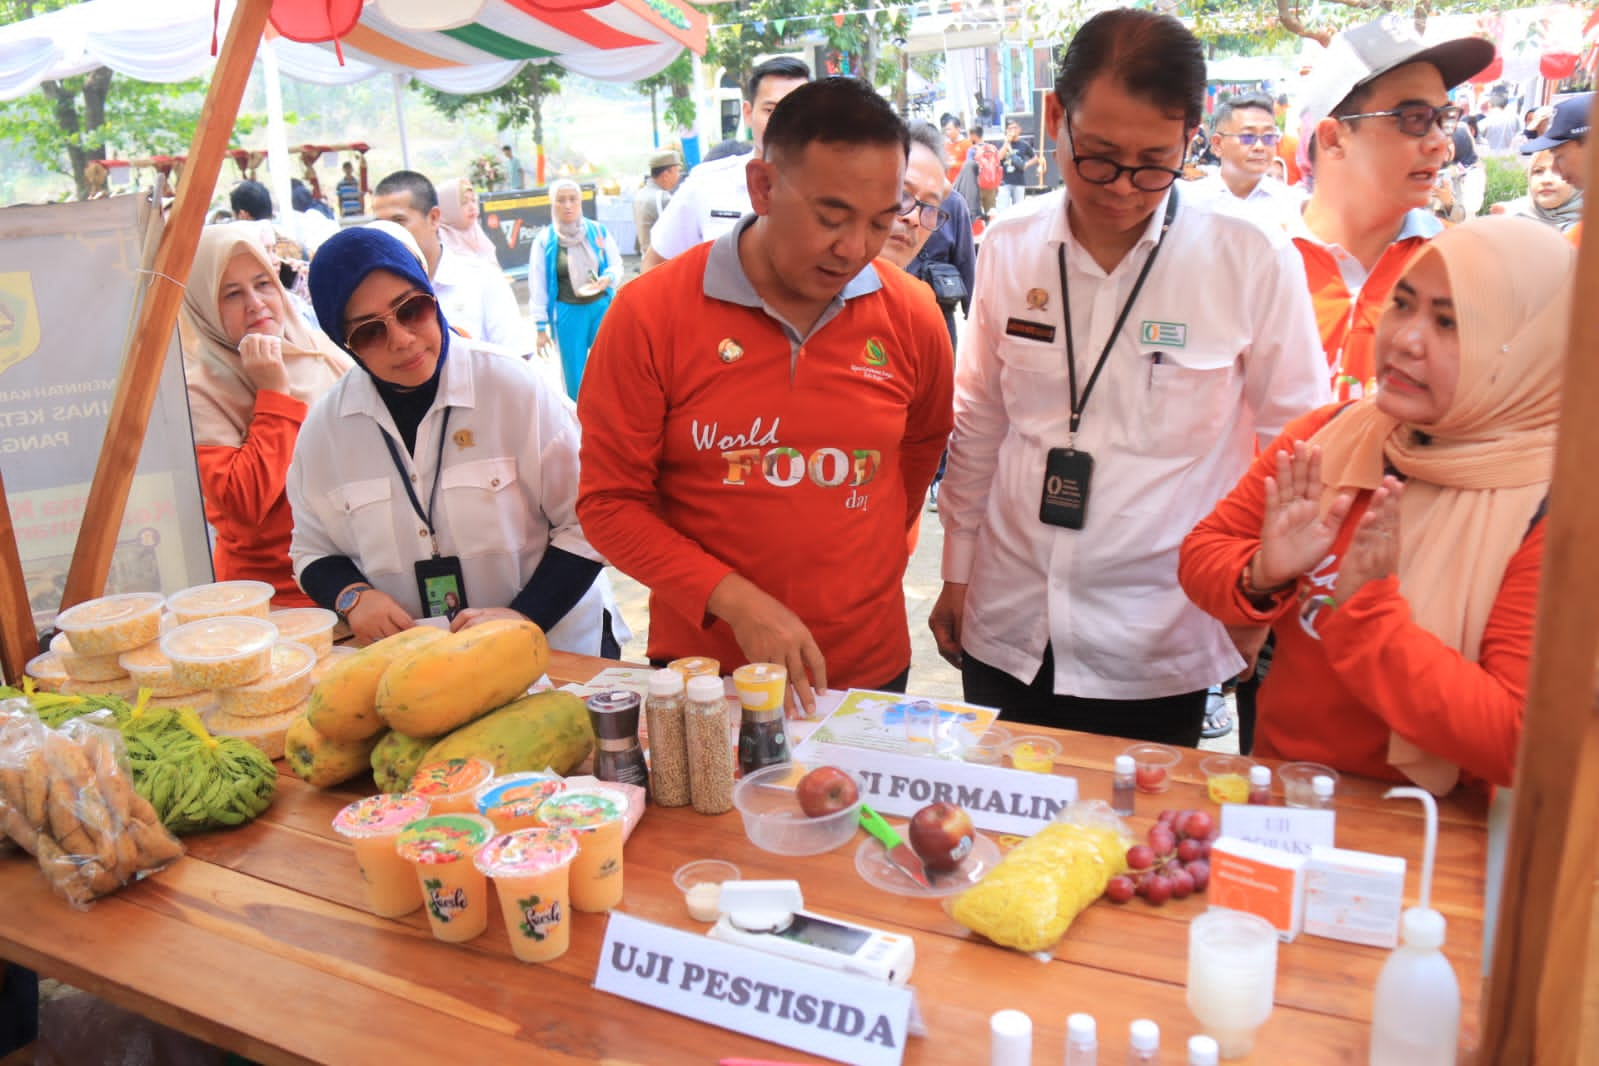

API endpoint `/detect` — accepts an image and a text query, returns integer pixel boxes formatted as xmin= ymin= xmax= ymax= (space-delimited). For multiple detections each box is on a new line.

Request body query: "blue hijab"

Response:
xmin=309 ymin=227 xmax=451 ymax=453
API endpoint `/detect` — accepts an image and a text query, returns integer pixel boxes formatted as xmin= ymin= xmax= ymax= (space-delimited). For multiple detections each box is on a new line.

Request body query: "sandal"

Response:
xmin=1200 ymin=690 xmax=1233 ymax=739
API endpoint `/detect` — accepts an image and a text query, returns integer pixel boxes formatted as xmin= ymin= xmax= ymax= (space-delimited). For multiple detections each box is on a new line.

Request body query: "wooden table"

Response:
xmin=0 ymin=652 xmax=1488 ymax=1065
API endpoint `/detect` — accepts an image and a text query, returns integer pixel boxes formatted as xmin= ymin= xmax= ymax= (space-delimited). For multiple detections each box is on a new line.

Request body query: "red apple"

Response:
xmin=907 ymin=801 xmax=976 ymax=873
xmin=795 ymin=766 xmax=859 ymax=818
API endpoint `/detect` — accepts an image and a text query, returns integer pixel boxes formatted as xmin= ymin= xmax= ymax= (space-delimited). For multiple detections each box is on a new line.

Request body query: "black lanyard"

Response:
xmin=380 ymin=406 xmax=452 ymax=558
xmin=1056 ymin=186 xmax=1179 ymax=445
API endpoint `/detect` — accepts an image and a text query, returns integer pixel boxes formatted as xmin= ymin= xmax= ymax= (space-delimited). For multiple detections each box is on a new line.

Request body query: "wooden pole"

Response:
xmin=1480 ymin=97 xmax=1599 ymax=1063
xmin=0 ymin=468 xmax=38 ymax=686
xmin=59 ymin=0 xmax=272 ymax=608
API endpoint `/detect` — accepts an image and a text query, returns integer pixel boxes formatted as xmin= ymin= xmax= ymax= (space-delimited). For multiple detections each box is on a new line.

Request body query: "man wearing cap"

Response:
xmin=633 ymin=150 xmax=682 ymax=256
xmin=1521 ymin=92 xmax=1592 ymax=246
xmin=1291 ymin=16 xmax=1494 ymax=400
xmin=640 ymin=57 xmax=811 ymax=271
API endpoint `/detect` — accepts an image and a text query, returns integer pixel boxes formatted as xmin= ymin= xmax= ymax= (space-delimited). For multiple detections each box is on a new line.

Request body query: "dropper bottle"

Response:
xmin=1368 ymin=787 xmax=1458 ymax=1066
xmin=1064 ymin=1012 xmax=1097 ymax=1065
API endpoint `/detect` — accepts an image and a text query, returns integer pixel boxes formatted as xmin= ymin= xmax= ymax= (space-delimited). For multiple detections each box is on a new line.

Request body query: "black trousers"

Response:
xmin=962 ymin=645 xmax=1207 ymax=747
xmin=1232 ymin=633 xmax=1275 ymax=756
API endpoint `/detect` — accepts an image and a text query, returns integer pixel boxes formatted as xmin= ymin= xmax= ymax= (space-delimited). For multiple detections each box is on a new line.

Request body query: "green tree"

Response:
xmin=634 ymin=50 xmax=697 ymax=145
xmin=707 ymin=1 xmax=911 ymax=96
xmin=421 ymin=65 xmax=564 ymax=182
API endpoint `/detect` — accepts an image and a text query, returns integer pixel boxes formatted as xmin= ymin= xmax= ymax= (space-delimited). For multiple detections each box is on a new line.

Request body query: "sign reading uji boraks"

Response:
xmin=595 ymin=913 xmax=912 ymax=1066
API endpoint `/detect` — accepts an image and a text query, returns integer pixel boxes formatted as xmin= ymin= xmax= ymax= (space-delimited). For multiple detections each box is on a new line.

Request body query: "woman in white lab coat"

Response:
xmin=286 ymin=226 xmax=618 ymax=655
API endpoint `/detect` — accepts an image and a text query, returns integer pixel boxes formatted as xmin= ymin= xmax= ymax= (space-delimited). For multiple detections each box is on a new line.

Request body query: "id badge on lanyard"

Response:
xmin=381 ymin=407 xmax=470 ymax=619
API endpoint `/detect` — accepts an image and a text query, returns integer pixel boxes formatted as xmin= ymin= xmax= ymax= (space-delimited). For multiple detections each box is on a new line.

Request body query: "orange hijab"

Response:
xmin=1310 ymin=216 xmax=1575 ymax=793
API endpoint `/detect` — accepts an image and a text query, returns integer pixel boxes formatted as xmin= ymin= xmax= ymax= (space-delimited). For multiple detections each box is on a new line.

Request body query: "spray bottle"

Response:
xmin=1369 ymin=787 xmax=1458 ymax=1066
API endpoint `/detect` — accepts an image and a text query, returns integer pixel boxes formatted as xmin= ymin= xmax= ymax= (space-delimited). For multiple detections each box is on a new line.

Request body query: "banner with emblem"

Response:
xmin=0 ymin=197 xmax=211 ymax=628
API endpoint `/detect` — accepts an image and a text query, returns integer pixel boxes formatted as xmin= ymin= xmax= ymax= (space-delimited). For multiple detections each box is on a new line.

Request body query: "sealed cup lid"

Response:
xmin=474 ymin=827 xmax=580 ymax=877
xmin=395 ymin=814 xmax=494 ymax=863
xmin=537 ymin=787 xmax=625 ymax=829
xmin=408 ymin=757 xmax=496 ymax=798
xmin=333 ymin=792 xmax=432 ymax=839
xmin=473 ymin=772 xmax=564 ymax=819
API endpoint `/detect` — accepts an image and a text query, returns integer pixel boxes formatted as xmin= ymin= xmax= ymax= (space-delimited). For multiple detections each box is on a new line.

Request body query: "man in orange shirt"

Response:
xmin=1520 ymin=91 xmax=1591 ymax=247
xmin=577 ymin=79 xmax=955 ymax=713
xmin=1291 ymin=17 xmax=1493 ymax=400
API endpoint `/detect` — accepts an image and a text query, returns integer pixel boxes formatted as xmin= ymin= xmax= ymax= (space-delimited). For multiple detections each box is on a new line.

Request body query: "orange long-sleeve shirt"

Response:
xmin=194 ymin=388 xmax=314 ymax=607
xmin=576 ymin=241 xmax=954 ymax=689
xmin=1178 ymin=406 xmax=1541 ymax=789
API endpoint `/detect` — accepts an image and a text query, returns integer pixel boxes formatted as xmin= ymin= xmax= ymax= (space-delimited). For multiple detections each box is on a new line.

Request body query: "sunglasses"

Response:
xmin=344 ymin=291 xmax=437 ymax=352
xmin=1340 ymin=103 xmax=1463 ymax=138
xmin=1215 ymin=131 xmax=1281 ymax=147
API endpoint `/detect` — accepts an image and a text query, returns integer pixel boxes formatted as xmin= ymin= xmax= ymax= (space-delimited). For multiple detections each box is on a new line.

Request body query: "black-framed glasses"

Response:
xmin=344 ymin=291 xmax=438 ymax=352
xmin=899 ymin=194 xmax=950 ymax=232
xmin=1064 ymin=116 xmax=1184 ymax=192
xmin=1215 ymin=131 xmax=1281 ymax=147
xmin=1340 ymin=103 xmax=1462 ymax=138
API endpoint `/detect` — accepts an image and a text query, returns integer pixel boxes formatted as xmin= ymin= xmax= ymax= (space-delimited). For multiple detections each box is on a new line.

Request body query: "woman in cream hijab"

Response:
xmin=1179 ymin=216 xmax=1573 ymax=793
xmin=436 ymin=178 xmax=500 ymax=266
xmin=183 ymin=221 xmax=353 ymax=605
xmin=527 ymin=178 xmax=622 ymax=401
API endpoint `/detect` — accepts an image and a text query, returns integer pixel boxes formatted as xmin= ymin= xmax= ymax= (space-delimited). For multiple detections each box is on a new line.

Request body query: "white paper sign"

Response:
xmin=594 ymin=912 xmax=912 ymax=1066
xmin=796 ymin=743 xmax=1077 ymax=836
xmin=1220 ymin=805 xmax=1336 ymax=858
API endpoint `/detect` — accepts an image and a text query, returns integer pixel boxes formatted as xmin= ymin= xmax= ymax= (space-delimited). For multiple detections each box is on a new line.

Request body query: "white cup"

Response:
xmin=1187 ymin=908 xmax=1277 ymax=1059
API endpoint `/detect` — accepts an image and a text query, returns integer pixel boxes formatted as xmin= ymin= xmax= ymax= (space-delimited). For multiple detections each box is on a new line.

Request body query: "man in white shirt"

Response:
xmin=1478 ymin=93 xmax=1518 ymax=154
xmin=639 ymin=56 xmax=810 ymax=271
xmin=929 ymin=8 xmax=1329 ymax=745
xmin=370 ymin=170 xmax=531 ymax=353
xmin=1184 ymin=92 xmax=1305 ymax=233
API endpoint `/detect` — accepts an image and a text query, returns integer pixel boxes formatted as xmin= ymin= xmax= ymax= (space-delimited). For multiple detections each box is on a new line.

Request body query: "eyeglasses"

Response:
xmin=1215 ymin=131 xmax=1281 ymax=147
xmin=344 ymin=291 xmax=438 ymax=352
xmin=1064 ymin=117 xmax=1184 ymax=192
xmin=899 ymin=195 xmax=951 ymax=232
xmin=1340 ymin=103 xmax=1462 ymax=138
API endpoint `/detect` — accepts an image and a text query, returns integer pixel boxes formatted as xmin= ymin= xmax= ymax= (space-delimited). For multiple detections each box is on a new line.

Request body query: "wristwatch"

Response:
xmin=334 ymin=583 xmax=374 ymax=621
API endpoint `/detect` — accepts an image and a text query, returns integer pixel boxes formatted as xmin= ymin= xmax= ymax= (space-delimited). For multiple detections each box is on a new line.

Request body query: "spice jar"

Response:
xmin=645 ymin=669 xmax=691 ymax=807
xmin=684 ymin=675 xmax=734 ymax=815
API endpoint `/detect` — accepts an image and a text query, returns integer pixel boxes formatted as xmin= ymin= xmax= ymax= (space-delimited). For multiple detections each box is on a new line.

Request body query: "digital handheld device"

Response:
xmin=708 ymin=880 xmax=915 ymax=985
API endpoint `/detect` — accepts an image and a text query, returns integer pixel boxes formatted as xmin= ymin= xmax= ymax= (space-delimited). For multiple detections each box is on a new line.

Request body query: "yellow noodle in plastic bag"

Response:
xmin=951 ymin=802 xmax=1129 ymax=953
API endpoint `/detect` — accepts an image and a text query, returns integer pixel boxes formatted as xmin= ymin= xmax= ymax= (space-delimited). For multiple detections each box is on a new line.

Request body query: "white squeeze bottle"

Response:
xmin=1369 ymin=787 xmax=1459 ymax=1066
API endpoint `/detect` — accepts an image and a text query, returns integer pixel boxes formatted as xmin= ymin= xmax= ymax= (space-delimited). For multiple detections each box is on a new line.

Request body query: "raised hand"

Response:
xmin=238 ymin=333 xmax=291 ymax=396
xmin=1255 ymin=442 xmax=1353 ymax=590
xmin=1332 ymin=476 xmax=1403 ymax=605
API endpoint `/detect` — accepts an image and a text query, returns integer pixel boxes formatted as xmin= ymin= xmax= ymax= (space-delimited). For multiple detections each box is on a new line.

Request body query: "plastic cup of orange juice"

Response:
xmin=475 ymin=828 xmax=581 ymax=963
xmin=536 ymin=787 xmax=627 ymax=913
xmin=474 ymin=772 xmax=565 ymax=833
xmin=733 ymin=662 xmax=786 ymax=712
xmin=407 ymin=758 xmax=497 ymax=814
xmin=332 ymin=793 xmax=433 ymax=917
xmin=395 ymin=814 xmax=496 ymax=943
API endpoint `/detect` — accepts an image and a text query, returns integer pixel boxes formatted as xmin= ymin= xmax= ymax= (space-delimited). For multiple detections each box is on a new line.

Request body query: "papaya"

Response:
xmin=306 ymin=627 xmax=446 ymax=742
xmin=285 ymin=715 xmax=384 ymax=788
xmin=420 ymin=691 xmax=592 ymax=778
xmin=376 ymin=619 xmax=549 ymax=738
xmin=371 ymin=729 xmax=434 ymax=793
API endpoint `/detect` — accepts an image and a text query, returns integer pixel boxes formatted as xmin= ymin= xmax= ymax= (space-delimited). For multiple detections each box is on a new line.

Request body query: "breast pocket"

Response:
xmin=996 ymin=339 xmax=1068 ymax=439
xmin=439 ymin=456 xmax=522 ymax=559
xmin=1138 ymin=348 xmax=1240 ymax=457
xmin=326 ymin=478 xmax=406 ymax=578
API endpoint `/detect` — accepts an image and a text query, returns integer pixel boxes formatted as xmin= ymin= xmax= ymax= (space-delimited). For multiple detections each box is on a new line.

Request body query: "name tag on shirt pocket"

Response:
xmin=439 ymin=456 xmax=520 ymax=558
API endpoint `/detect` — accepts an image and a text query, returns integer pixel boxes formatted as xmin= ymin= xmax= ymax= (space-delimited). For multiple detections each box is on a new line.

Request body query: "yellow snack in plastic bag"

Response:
xmin=951 ymin=803 xmax=1128 ymax=953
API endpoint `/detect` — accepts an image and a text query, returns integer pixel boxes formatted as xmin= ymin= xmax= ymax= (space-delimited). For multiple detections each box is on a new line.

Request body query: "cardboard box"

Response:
xmin=1303 ymin=845 xmax=1406 ymax=948
xmin=1209 ymin=835 xmax=1306 ymax=941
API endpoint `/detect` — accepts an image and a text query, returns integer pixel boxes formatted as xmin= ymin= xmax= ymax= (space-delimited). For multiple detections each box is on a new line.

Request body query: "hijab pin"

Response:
xmin=453 ymin=428 xmax=475 ymax=449
xmin=718 ymin=338 xmax=743 ymax=363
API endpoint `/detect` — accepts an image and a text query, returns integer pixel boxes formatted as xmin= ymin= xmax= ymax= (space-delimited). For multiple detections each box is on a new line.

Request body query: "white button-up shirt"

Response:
xmin=647 ymin=152 xmax=751 ymax=260
xmin=433 ymin=247 xmax=532 ymax=353
xmin=1183 ymin=173 xmax=1307 ymax=235
xmin=940 ymin=189 xmax=1329 ymax=700
xmin=286 ymin=341 xmax=606 ymax=654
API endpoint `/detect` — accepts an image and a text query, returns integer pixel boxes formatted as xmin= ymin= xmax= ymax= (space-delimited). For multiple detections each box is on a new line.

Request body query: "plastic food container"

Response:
xmin=146 ymin=691 xmax=218 ymax=714
xmin=732 ymin=763 xmax=863 ymax=856
xmin=59 ymin=676 xmax=141 ymax=700
xmin=47 ymin=631 xmax=128 ymax=683
xmin=1125 ymin=742 xmax=1182 ymax=794
xmin=1280 ymin=762 xmax=1340 ymax=808
xmin=308 ymin=644 xmax=359 ymax=687
xmin=1201 ymin=754 xmax=1258 ymax=805
xmin=117 ymin=641 xmax=200 ymax=699
xmin=1008 ymin=735 xmax=1061 ymax=773
xmin=161 ymin=616 xmax=278 ymax=691
xmin=54 ymin=592 xmax=165 ymax=656
xmin=215 ymin=640 xmax=316 ymax=717
xmin=673 ymin=859 xmax=741 ymax=922
xmin=205 ymin=700 xmax=303 ymax=760
xmin=167 ymin=580 xmax=274 ymax=625
xmin=963 ymin=725 xmax=1013 ymax=765
xmin=24 ymin=652 xmax=69 ymax=693
xmin=268 ymin=608 xmax=338 ymax=659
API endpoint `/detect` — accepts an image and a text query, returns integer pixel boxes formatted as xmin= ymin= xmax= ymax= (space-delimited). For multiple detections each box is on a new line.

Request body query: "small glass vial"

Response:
xmin=1311 ymin=773 xmax=1336 ymax=809
xmin=1247 ymin=764 xmax=1273 ymax=806
xmin=645 ymin=669 xmax=691 ymax=807
xmin=1111 ymin=755 xmax=1136 ymax=816
xmin=1064 ymin=1012 xmax=1097 ymax=1065
xmin=684 ymin=675 xmax=734 ymax=815
xmin=989 ymin=1009 xmax=1032 ymax=1066
xmin=1127 ymin=1019 xmax=1160 ymax=1064
xmin=1186 ymin=1035 xmax=1218 ymax=1066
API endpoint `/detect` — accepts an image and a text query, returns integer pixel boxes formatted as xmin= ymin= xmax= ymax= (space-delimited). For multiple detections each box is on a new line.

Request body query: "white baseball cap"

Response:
xmin=1300 ymin=15 xmax=1496 ymax=124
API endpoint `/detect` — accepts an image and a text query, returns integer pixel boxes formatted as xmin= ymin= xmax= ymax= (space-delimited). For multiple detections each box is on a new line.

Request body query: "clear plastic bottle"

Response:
xmin=1247 ymin=764 xmax=1272 ymax=805
xmin=1127 ymin=1019 xmax=1160 ymax=1064
xmin=684 ymin=675 xmax=734 ymax=815
xmin=1311 ymin=774 xmax=1336 ymax=809
xmin=1187 ymin=1035 xmax=1218 ymax=1066
xmin=990 ymin=1009 xmax=1032 ymax=1066
xmin=644 ymin=669 xmax=690 ymax=806
xmin=1111 ymin=755 xmax=1136 ymax=816
xmin=1064 ymin=1012 xmax=1097 ymax=1065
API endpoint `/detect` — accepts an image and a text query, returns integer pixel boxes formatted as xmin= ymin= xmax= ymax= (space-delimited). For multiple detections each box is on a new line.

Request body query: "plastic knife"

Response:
xmin=859 ymin=804 xmax=932 ymax=888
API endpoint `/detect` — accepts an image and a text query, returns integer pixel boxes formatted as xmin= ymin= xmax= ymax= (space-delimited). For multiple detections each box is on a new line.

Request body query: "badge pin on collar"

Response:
xmin=1026 ymin=288 xmax=1049 ymax=310
xmin=718 ymin=338 xmax=743 ymax=363
xmin=453 ymin=428 xmax=475 ymax=449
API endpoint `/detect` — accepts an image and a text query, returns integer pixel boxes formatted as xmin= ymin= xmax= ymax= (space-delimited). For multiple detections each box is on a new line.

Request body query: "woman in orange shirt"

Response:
xmin=1179 ymin=217 xmax=1572 ymax=792
xmin=182 ymin=222 xmax=353 ymax=605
